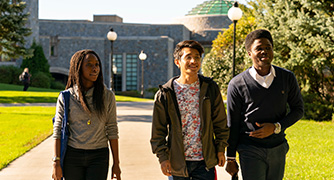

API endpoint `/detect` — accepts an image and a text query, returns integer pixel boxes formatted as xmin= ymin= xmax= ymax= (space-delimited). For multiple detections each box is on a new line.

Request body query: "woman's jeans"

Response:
xmin=63 ymin=146 xmax=109 ymax=180
xmin=172 ymin=160 xmax=215 ymax=180
xmin=238 ymin=142 xmax=289 ymax=180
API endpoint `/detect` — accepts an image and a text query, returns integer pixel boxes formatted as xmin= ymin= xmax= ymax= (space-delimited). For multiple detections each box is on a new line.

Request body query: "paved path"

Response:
xmin=0 ymin=101 xmax=240 ymax=180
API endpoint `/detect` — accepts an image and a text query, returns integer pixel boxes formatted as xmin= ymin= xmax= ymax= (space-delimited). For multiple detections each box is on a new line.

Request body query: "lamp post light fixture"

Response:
xmin=107 ymin=28 xmax=117 ymax=90
xmin=139 ymin=50 xmax=147 ymax=98
xmin=228 ymin=1 xmax=242 ymax=77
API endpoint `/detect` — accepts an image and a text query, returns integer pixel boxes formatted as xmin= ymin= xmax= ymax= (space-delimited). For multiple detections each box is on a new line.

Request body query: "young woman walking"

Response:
xmin=52 ymin=49 xmax=121 ymax=180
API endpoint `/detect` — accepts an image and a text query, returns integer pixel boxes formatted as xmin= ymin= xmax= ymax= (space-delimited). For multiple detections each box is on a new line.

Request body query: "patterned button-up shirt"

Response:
xmin=173 ymin=79 xmax=203 ymax=160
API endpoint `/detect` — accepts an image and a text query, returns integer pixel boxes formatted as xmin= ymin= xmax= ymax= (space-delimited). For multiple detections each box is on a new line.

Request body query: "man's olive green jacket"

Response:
xmin=150 ymin=75 xmax=229 ymax=177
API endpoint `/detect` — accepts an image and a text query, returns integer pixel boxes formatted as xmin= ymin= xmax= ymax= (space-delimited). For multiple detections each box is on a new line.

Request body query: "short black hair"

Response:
xmin=245 ymin=29 xmax=274 ymax=51
xmin=173 ymin=40 xmax=204 ymax=60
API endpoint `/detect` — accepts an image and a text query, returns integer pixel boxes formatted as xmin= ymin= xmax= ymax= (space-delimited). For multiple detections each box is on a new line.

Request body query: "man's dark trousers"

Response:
xmin=238 ymin=142 xmax=289 ymax=180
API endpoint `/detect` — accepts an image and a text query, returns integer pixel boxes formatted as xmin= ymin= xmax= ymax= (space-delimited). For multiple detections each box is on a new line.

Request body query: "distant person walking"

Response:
xmin=52 ymin=49 xmax=121 ymax=180
xmin=20 ymin=68 xmax=31 ymax=91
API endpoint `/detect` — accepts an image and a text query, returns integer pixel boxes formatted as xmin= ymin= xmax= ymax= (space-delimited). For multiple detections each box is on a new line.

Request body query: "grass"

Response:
xmin=0 ymin=83 xmax=61 ymax=92
xmin=0 ymin=83 xmax=152 ymax=103
xmin=0 ymin=91 xmax=60 ymax=103
xmin=0 ymin=106 xmax=56 ymax=170
xmin=284 ymin=120 xmax=334 ymax=179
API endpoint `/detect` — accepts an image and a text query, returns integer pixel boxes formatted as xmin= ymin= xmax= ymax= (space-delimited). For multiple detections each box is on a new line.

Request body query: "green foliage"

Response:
xmin=0 ymin=0 xmax=32 ymax=59
xmin=202 ymin=16 xmax=258 ymax=94
xmin=0 ymin=106 xmax=55 ymax=169
xmin=116 ymin=90 xmax=141 ymax=97
xmin=21 ymin=42 xmax=50 ymax=75
xmin=0 ymin=65 xmax=22 ymax=84
xmin=146 ymin=87 xmax=159 ymax=94
xmin=145 ymin=87 xmax=159 ymax=99
xmin=249 ymin=0 xmax=334 ymax=120
xmin=50 ymin=80 xmax=65 ymax=90
xmin=302 ymin=92 xmax=333 ymax=121
xmin=30 ymin=71 xmax=51 ymax=89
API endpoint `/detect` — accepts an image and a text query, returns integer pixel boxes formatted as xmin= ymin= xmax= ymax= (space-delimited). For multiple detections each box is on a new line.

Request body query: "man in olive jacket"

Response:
xmin=150 ymin=40 xmax=229 ymax=179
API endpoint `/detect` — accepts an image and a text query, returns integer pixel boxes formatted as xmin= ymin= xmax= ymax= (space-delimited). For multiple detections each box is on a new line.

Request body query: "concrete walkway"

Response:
xmin=0 ymin=101 xmax=240 ymax=180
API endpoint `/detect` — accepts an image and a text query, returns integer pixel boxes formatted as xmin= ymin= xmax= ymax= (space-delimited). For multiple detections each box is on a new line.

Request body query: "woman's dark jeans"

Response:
xmin=63 ymin=146 xmax=109 ymax=180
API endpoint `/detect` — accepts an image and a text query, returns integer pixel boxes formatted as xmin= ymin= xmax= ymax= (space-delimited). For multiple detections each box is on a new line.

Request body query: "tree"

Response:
xmin=250 ymin=0 xmax=334 ymax=120
xmin=202 ymin=6 xmax=258 ymax=94
xmin=21 ymin=42 xmax=50 ymax=75
xmin=0 ymin=0 xmax=32 ymax=60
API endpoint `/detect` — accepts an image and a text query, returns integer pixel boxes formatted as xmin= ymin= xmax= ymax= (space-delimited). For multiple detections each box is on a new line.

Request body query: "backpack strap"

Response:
xmin=59 ymin=90 xmax=70 ymax=170
xmin=62 ymin=90 xmax=70 ymax=128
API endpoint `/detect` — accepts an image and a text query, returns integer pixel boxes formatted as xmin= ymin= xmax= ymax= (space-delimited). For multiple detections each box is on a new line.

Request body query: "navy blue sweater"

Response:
xmin=226 ymin=66 xmax=304 ymax=157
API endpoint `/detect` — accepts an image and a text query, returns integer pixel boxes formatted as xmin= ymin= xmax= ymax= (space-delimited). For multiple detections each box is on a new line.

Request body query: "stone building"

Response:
xmin=12 ymin=0 xmax=235 ymax=94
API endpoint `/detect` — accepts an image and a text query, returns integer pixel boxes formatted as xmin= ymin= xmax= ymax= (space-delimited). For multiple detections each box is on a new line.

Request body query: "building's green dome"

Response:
xmin=186 ymin=0 xmax=234 ymax=16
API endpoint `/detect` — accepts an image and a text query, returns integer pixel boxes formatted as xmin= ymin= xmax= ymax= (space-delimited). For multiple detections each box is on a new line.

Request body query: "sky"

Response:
xmin=39 ymin=0 xmax=248 ymax=24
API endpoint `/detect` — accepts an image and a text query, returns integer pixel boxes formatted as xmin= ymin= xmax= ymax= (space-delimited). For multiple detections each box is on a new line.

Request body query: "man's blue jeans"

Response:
xmin=172 ymin=160 xmax=215 ymax=180
xmin=238 ymin=142 xmax=289 ymax=180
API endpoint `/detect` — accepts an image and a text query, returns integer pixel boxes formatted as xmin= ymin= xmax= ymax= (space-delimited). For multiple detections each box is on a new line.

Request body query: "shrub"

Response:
xmin=145 ymin=87 xmax=159 ymax=99
xmin=116 ymin=90 xmax=141 ymax=97
xmin=30 ymin=72 xmax=51 ymax=88
xmin=0 ymin=66 xmax=12 ymax=84
xmin=11 ymin=67 xmax=23 ymax=85
xmin=302 ymin=92 xmax=333 ymax=121
xmin=0 ymin=65 xmax=22 ymax=84
xmin=50 ymin=80 xmax=65 ymax=90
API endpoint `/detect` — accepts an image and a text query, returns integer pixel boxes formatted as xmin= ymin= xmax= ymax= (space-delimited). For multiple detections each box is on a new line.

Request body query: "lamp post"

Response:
xmin=228 ymin=1 xmax=242 ymax=77
xmin=139 ymin=50 xmax=147 ymax=98
xmin=107 ymin=28 xmax=117 ymax=90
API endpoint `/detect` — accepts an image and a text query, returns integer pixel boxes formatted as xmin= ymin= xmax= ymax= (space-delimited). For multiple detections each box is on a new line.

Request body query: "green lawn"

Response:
xmin=284 ymin=120 xmax=334 ymax=179
xmin=0 ymin=106 xmax=55 ymax=170
xmin=0 ymin=83 xmax=61 ymax=92
xmin=0 ymin=83 xmax=152 ymax=103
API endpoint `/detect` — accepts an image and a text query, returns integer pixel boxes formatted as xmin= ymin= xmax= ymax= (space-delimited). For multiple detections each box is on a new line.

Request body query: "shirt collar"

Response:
xmin=249 ymin=65 xmax=276 ymax=80
xmin=73 ymin=85 xmax=94 ymax=100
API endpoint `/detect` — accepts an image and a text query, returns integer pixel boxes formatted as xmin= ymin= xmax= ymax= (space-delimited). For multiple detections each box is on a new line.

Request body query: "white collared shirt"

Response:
xmin=249 ymin=66 xmax=276 ymax=88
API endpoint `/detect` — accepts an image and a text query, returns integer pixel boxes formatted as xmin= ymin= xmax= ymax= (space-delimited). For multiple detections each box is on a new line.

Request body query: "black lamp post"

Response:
xmin=139 ymin=50 xmax=147 ymax=98
xmin=228 ymin=1 xmax=242 ymax=77
xmin=107 ymin=28 xmax=117 ymax=90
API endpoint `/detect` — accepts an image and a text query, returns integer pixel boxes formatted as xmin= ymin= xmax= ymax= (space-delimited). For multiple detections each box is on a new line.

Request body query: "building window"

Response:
xmin=113 ymin=54 xmax=122 ymax=92
xmin=50 ymin=36 xmax=58 ymax=57
xmin=125 ymin=54 xmax=138 ymax=91
xmin=50 ymin=45 xmax=56 ymax=56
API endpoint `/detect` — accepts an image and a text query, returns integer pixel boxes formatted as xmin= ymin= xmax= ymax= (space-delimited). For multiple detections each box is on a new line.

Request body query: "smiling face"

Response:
xmin=248 ymin=38 xmax=273 ymax=75
xmin=174 ymin=47 xmax=201 ymax=77
xmin=81 ymin=53 xmax=100 ymax=90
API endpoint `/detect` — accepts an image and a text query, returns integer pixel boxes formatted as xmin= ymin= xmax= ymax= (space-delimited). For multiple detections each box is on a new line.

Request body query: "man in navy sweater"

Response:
xmin=225 ymin=29 xmax=304 ymax=180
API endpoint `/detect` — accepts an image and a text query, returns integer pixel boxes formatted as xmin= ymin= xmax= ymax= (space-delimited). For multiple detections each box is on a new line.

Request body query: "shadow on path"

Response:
xmin=118 ymin=115 xmax=152 ymax=123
